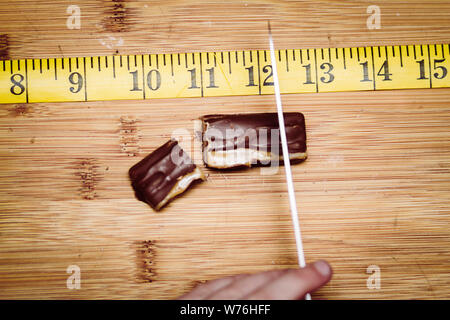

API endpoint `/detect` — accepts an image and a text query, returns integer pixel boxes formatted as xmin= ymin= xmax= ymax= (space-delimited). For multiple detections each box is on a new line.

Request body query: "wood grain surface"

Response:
xmin=1 ymin=0 xmax=449 ymax=299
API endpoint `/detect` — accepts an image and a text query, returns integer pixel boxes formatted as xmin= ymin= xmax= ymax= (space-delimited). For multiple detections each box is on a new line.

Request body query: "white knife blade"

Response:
xmin=268 ymin=21 xmax=311 ymax=300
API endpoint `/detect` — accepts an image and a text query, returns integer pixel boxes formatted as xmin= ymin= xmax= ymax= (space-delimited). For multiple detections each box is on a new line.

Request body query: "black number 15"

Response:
xmin=417 ymin=59 xmax=448 ymax=80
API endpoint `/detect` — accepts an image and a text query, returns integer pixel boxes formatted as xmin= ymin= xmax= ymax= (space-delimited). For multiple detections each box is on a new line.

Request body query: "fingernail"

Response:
xmin=313 ymin=260 xmax=331 ymax=277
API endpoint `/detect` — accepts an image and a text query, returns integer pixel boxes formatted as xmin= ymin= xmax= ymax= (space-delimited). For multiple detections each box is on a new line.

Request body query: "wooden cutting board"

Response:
xmin=0 ymin=0 xmax=449 ymax=299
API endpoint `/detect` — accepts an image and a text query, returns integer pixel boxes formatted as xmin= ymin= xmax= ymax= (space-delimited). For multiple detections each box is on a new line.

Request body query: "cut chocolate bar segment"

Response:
xmin=200 ymin=113 xmax=307 ymax=169
xmin=129 ymin=139 xmax=205 ymax=211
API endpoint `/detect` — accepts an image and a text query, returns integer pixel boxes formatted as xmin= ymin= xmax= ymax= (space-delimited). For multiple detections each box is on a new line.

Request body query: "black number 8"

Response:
xmin=10 ymin=74 xmax=25 ymax=95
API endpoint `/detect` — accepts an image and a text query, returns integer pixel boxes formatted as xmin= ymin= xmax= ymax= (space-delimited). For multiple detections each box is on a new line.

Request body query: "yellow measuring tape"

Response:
xmin=1 ymin=44 xmax=449 ymax=104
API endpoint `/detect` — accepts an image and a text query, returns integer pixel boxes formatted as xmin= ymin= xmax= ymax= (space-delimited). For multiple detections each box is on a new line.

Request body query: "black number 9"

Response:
xmin=69 ymin=72 xmax=83 ymax=93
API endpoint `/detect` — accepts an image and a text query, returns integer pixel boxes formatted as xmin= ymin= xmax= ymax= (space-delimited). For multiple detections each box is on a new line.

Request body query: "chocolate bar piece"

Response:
xmin=200 ymin=112 xmax=307 ymax=169
xmin=129 ymin=139 xmax=205 ymax=211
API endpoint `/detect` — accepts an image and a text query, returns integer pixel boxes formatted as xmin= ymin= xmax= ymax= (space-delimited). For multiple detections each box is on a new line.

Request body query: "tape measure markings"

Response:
xmin=0 ymin=44 xmax=449 ymax=104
